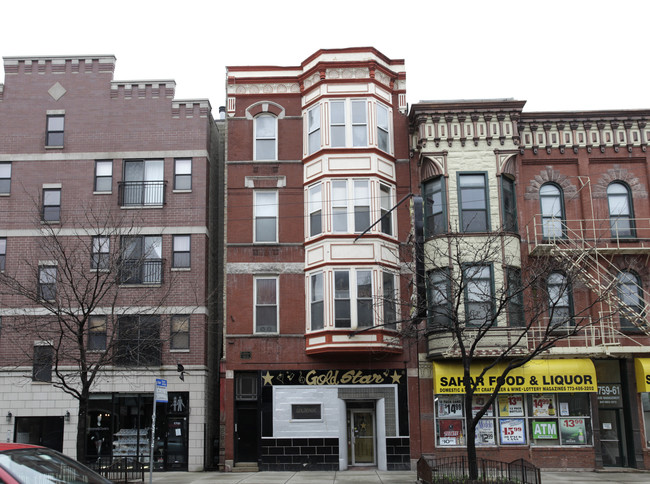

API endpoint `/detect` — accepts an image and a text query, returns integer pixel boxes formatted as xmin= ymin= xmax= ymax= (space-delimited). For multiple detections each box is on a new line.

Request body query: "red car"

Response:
xmin=0 ymin=443 xmax=111 ymax=483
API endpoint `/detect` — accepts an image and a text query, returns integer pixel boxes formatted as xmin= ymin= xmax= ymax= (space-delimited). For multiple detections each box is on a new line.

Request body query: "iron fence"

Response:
xmin=417 ymin=455 xmax=541 ymax=484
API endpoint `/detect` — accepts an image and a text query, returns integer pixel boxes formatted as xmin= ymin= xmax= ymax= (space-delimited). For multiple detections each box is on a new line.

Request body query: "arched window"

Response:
xmin=617 ymin=271 xmax=644 ymax=331
xmin=540 ymin=183 xmax=565 ymax=238
xmin=608 ymin=182 xmax=635 ymax=238
xmin=254 ymin=114 xmax=277 ymax=160
xmin=547 ymin=272 xmax=572 ymax=326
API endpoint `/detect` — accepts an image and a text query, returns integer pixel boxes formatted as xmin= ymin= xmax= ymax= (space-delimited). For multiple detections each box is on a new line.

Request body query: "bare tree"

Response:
xmin=0 ymin=203 xmax=188 ymax=463
xmin=391 ymin=208 xmax=642 ymax=479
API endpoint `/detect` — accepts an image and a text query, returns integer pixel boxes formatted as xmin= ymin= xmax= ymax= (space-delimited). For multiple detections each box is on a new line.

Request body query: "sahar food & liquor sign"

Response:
xmin=433 ymin=359 xmax=597 ymax=394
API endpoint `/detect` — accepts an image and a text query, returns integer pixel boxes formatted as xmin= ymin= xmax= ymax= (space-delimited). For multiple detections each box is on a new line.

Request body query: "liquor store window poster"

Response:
xmin=499 ymin=418 xmax=526 ymax=445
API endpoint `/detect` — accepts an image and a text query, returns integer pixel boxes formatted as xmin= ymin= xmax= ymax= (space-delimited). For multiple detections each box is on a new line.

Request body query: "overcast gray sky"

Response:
xmin=2 ymin=0 xmax=648 ymax=114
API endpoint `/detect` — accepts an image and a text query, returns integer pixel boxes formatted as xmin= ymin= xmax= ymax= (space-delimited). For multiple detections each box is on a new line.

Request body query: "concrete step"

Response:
xmin=233 ymin=462 xmax=259 ymax=472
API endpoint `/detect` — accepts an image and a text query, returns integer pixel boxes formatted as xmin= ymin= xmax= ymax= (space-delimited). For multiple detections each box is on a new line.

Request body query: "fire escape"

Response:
xmin=527 ymin=177 xmax=650 ymax=353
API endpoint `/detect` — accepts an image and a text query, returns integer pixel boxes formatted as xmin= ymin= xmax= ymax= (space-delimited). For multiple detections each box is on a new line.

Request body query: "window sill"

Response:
xmin=0 ymin=193 xmax=9 ymax=197
xmin=120 ymin=205 xmax=164 ymax=210
xmin=118 ymin=283 xmax=162 ymax=288
xmin=170 ymin=349 xmax=190 ymax=353
xmin=93 ymin=191 xmax=113 ymax=195
xmin=88 ymin=349 xmax=106 ymax=353
xmin=40 ymin=221 xmax=60 ymax=225
xmin=171 ymin=267 xmax=191 ymax=272
xmin=31 ymin=381 xmax=52 ymax=385
xmin=172 ymin=189 xmax=192 ymax=194
xmin=45 ymin=145 xmax=64 ymax=149
xmin=90 ymin=269 xmax=110 ymax=273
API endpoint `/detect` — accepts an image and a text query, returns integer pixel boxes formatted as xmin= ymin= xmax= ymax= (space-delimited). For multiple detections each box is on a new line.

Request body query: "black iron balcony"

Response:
xmin=119 ymin=259 xmax=164 ymax=285
xmin=118 ymin=181 xmax=166 ymax=207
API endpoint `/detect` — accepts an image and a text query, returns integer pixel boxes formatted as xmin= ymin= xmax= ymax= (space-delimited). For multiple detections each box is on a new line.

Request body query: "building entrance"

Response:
xmin=348 ymin=408 xmax=376 ymax=466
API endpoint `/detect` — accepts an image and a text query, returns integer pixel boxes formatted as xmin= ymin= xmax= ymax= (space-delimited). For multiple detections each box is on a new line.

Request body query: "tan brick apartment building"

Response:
xmin=0 ymin=56 xmax=223 ymax=471
xmin=410 ymin=99 xmax=650 ymax=470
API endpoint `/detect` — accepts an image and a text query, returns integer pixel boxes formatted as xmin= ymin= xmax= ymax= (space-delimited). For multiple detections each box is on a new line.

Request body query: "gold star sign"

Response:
xmin=390 ymin=371 xmax=402 ymax=384
xmin=262 ymin=371 xmax=274 ymax=386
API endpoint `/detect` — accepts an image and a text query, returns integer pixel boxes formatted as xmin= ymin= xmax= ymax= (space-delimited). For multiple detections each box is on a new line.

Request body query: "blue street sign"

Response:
xmin=155 ymin=378 xmax=168 ymax=403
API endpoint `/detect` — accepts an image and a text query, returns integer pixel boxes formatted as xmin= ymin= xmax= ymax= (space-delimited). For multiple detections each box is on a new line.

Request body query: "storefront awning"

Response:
xmin=432 ymin=359 xmax=597 ymax=394
xmin=635 ymin=358 xmax=650 ymax=392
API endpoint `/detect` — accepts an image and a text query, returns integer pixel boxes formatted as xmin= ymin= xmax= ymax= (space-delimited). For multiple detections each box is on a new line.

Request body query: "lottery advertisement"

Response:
xmin=559 ymin=418 xmax=587 ymax=445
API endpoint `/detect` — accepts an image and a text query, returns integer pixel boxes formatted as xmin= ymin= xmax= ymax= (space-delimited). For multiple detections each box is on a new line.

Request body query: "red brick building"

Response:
xmin=410 ymin=99 xmax=650 ymax=470
xmin=223 ymin=48 xmax=420 ymax=471
xmin=0 ymin=55 xmax=223 ymax=471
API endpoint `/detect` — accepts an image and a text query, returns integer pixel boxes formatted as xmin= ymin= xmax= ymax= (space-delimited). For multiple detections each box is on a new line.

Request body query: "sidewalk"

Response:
xmin=150 ymin=468 xmax=650 ymax=484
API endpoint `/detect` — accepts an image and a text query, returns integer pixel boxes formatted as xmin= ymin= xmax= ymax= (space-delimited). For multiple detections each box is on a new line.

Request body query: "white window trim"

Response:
xmin=254 ymin=190 xmax=278 ymax=243
xmin=254 ymin=275 xmax=279 ymax=334
xmin=254 ymin=114 xmax=278 ymax=161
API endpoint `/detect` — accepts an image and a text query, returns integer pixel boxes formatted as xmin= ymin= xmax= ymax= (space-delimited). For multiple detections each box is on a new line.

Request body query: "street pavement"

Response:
xmin=149 ymin=468 xmax=650 ymax=484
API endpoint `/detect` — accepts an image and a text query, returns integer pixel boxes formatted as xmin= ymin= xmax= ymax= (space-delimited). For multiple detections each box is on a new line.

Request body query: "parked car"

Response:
xmin=0 ymin=443 xmax=112 ymax=483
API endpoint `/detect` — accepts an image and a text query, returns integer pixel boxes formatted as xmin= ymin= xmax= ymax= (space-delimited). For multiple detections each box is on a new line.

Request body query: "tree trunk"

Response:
xmin=465 ymin=391 xmax=479 ymax=480
xmin=76 ymin=391 xmax=89 ymax=463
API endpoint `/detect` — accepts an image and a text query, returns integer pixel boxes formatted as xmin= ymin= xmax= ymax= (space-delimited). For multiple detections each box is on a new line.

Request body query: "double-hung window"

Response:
xmin=120 ymin=236 xmax=162 ymax=284
xmin=39 ymin=266 xmax=57 ymax=301
xmin=255 ymin=277 xmax=278 ymax=333
xmin=254 ymin=115 xmax=277 ymax=160
xmin=380 ymin=183 xmax=393 ymax=236
xmin=351 ymin=100 xmax=368 ymax=146
xmin=94 ymin=161 xmax=113 ymax=192
xmin=334 ymin=269 xmax=374 ymax=329
xmin=254 ymin=191 xmax=278 ymax=243
xmin=354 ymin=180 xmax=371 ymax=232
xmin=172 ymin=235 xmax=191 ymax=269
xmin=540 ymin=184 xmax=565 ymax=238
xmin=459 ymin=174 xmax=489 ymax=232
xmin=423 ymin=177 xmax=447 ymax=236
xmin=171 ymin=315 xmax=190 ymax=349
xmin=506 ymin=267 xmax=525 ymax=327
xmin=91 ymin=236 xmax=110 ymax=270
xmin=617 ymin=271 xmax=644 ymax=331
xmin=42 ymin=188 xmax=61 ymax=222
xmin=376 ymin=103 xmax=390 ymax=152
xmin=88 ymin=316 xmax=107 ymax=351
xmin=328 ymin=99 xmax=368 ymax=148
xmin=0 ymin=162 xmax=11 ymax=194
xmin=33 ymin=345 xmax=53 ymax=382
xmin=121 ymin=159 xmax=164 ymax=206
xmin=547 ymin=272 xmax=573 ymax=327
xmin=501 ymin=175 xmax=518 ymax=232
xmin=331 ymin=179 xmax=370 ymax=233
xmin=383 ymin=271 xmax=397 ymax=330
xmin=0 ymin=238 xmax=5 ymax=271
xmin=330 ymin=101 xmax=346 ymax=147
xmin=310 ymin=272 xmax=324 ymax=331
xmin=428 ymin=268 xmax=452 ymax=329
xmin=308 ymin=105 xmax=321 ymax=155
xmin=174 ymin=158 xmax=192 ymax=190
xmin=308 ymin=183 xmax=322 ymax=237
xmin=332 ymin=180 xmax=348 ymax=232
xmin=608 ymin=182 xmax=634 ymax=238
xmin=464 ymin=265 xmax=493 ymax=326
xmin=46 ymin=114 xmax=64 ymax=147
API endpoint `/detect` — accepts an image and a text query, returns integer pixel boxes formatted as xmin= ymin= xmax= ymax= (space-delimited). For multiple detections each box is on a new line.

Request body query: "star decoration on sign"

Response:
xmin=390 ymin=371 xmax=402 ymax=384
xmin=262 ymin=371 xmax=274 ymax=386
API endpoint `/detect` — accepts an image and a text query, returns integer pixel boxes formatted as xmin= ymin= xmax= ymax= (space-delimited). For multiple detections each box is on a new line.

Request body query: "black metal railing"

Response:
xmin=88 ymin=456 xmax=145 ymax=483
xmin=417 ymin=455 xmax=541 ymax=484
xmin=118 ymin=181 xmax=166 ymax=207
xmin=119 ymin=259 xmax=164 ymax=285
